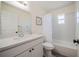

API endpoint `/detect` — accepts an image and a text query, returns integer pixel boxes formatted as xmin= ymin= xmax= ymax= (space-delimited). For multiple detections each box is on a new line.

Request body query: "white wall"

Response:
xmin=30 ymin=2 xmax=76 ymax=45
xmin=29 ymin=3 xmax=46 ymax=34
xmin=50 ymin=3 xmax=76 ymax=44
xmin=0 ymin=2 xmax=32 ymax=39
xmin=0 ymin=1 xmax=1 ymax=36
xmin=76 ymin=2 xmax=79 ymax=10
xmin=75 ymin=2 xmax=79 ymax=39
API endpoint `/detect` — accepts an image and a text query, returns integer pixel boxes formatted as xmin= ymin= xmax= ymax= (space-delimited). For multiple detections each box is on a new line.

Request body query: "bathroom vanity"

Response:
xmin=0 ymin=34 xmax=44 ymax=57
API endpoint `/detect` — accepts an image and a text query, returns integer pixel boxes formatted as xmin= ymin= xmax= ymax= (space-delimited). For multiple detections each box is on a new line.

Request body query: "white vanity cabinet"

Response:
xmin=0 ymin=37 xmax=43 ymax=57
xmin=17 ymin=43 xmax=43 ymax=57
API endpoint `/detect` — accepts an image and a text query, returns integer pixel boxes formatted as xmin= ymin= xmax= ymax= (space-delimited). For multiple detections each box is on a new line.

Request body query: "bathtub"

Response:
xmin=53 ymin=40 xmax=77 ymax=57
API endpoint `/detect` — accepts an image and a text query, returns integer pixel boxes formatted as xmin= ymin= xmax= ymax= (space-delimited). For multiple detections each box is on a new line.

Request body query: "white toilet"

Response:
xmin=43 ymin=42 xmax=55 ymax=57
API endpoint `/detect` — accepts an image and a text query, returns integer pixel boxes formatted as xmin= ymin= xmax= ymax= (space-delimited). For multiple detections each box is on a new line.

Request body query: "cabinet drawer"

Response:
xmin=16 ymin=52 xmax=26 ymax=57
xmin=16 ymin=49 xmax=32 ymax=57
xmin=17 ymin=43 xmax=43 ymax=57
xmin=0 ymin=37 xmax=43 ymax=57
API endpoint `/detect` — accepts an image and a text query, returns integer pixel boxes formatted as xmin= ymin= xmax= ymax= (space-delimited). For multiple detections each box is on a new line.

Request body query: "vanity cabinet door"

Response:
xmin=31 ymin=43 xmax=43 ymax=57
xmin=17 ymin=43 xmax=43 ymax=57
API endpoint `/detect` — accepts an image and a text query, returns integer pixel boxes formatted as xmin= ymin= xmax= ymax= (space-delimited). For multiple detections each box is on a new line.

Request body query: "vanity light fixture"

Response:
xmin=4 ymin=1 xmax=30 ymax=12
xmin=18 ymin=1 xmax=28 ymax=6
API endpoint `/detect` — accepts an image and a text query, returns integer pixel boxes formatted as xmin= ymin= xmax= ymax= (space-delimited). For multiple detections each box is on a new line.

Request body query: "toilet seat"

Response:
xmin=43 ymin=42 xmax=55 ymax=50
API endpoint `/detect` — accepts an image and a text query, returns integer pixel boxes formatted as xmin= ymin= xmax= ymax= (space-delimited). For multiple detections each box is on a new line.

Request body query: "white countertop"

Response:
xmin=0 ymin=34 xmax=43 ymax=52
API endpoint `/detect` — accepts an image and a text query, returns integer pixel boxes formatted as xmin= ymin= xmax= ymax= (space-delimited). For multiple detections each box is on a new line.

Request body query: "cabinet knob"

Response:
xmin=29 ymin=50 xmax=31 ymax=52
xmin=32 ymin=48 xmax=34 ymax=50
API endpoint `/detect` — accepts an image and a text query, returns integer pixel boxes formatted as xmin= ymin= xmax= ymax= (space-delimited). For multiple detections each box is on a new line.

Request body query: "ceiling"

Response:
xmin=4 ymin=1 xmax=74 ymax=13
xmin=29 ymin=1 xmax=74 ymax=12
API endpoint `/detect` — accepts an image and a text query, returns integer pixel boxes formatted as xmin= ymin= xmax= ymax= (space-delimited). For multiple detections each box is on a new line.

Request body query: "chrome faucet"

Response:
xmin=16 ymin=25 xmax=24 ymax=37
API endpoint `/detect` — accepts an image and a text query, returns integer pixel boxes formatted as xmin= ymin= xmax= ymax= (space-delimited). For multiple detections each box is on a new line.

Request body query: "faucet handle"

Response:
xmin=73 ymin=39 xmax=79 ymax=44
xmin=16 ymin=31 xmax=18 ymax=33
xmin=73 ymin=39 xmax=77 ymax=44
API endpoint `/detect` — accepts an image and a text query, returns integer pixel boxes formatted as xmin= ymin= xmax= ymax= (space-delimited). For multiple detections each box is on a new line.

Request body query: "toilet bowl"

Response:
xmin=43 ymin=42 xmax=55 ymax=57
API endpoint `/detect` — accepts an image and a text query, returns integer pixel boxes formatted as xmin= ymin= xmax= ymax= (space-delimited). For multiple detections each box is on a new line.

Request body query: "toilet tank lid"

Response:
xmin=43 ymin=42 xmax=54 ymax=48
